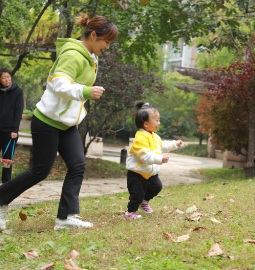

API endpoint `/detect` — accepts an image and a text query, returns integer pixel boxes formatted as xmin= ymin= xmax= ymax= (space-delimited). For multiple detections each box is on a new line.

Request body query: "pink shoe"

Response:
xmin=125 ymin=212 xmax=142 ymax=219
xmin=139 ymin=200 xmax=153 ymax=214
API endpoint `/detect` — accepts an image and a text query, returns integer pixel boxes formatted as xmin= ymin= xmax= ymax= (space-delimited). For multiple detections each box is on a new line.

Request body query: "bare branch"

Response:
xmin=11 ymin=0 xmax=56 ymax=76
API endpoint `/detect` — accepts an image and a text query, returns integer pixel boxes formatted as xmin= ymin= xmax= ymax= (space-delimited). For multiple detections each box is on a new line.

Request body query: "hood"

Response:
xmin=0 ymin=82 xmax=19 ymax=92
xmin=56 ymin=38 xmax=97 ymax=66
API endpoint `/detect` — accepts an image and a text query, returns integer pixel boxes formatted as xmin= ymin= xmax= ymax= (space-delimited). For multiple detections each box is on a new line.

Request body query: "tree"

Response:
xmin=195 ymin=52 xmax=255 ymax=178
xmin=79 ymin=43 xmax=164 ymax=153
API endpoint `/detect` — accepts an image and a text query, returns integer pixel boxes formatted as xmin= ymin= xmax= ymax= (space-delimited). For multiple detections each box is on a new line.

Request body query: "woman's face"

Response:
xmin=92 ymin=38 xmax=111 ymax=56
xmin=0 ymin=72 xmax=12 ymax=88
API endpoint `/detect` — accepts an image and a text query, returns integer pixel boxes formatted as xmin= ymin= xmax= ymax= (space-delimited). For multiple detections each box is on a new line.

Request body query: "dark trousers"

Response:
xmin=127 ymin=170 xmax=162 ymax=212
xmin=0 ymin=132 xmax=18 ymax=183
xmin=0 ymin=116 xmax=86 ymax=219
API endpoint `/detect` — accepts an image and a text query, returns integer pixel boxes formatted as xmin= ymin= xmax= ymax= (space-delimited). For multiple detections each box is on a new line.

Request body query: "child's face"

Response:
xmin=144 ymin=110 xmax=160 ymax=133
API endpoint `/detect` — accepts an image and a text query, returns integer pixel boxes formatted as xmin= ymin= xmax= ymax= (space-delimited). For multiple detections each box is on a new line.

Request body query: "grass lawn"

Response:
xmin=175 ymin=144 xmax=208 ymax=157
xmin=0 ymin=150 xmax=127 ymax=180
xmin=1 ymin=168 xmax=255 ymax=269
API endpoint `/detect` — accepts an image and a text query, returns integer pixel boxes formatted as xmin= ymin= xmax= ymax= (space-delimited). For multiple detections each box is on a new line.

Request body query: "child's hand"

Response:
xmin=162 ymin=156 xmax=169 ymax=163
xmin=176 ymin=140 xmax=183 ymax=148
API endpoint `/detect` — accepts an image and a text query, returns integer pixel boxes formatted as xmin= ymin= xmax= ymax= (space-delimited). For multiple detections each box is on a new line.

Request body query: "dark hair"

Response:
xmin=134 ymin=101 xmax=158 ymax=129
xmin=79 ymin=14 xmax=118 ymax=42
xmin=0 ymin=68 xmax=11 ymax=78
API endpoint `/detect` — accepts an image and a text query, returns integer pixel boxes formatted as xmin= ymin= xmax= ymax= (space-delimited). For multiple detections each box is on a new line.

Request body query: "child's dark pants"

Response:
xmin=127 ymin=170 xmax=162 ymax=212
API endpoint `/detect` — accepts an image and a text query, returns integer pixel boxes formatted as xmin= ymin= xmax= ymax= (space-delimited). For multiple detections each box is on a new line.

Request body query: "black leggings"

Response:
xmin=0 ymin=115 xmax=86 ymax=219
xmin=127 ymin=170 xmax=162 ymax=212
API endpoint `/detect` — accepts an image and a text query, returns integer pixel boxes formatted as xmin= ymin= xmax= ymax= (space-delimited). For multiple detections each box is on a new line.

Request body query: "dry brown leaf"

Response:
xmin=102 ymin=253 xmax=106 ymax=260
xmin=228 ymin=255 xmax=235 ymax=260
xmin=211 ymin=217 xmax=222 ymax=224
xmin=111 ymin=204 xmax=117 ymax=206
xmin=70 ymin=250 xmax=80 ymax=260
xmin=192 ymin=226 xmax=206 ymax=232
xmin=244 ymin=238 xmax=255 ymax=244
xmin=163 ymin=232 xmax=173 ymax=240
xmin=37 ymin=212 xmax=44 ymax=215
xmin=19 ymin=211 xmax=27 ymax=221
xmin=119 ymin=206 xmax=122 ymax=211
xmin=203 ymin=196 xmax=214 ymax=200
xmin=40 ymin=263 xmax=54 ymax=270
xmin=164 ymin=208 xmax=177 ymax=216
xmin=175 ymin=209 xmax=184 ymax=214
xmin=163 ymin=206 xmax=168 ymax=209
xmin=23 ymin=250 xmax=39 ymax=259
xmin=208 ymin=243 xmax=223 ymax=256
xmin=155 ymin=223 xmax=161 ymax=227
xmin=176 ymin=234 xmax=189 ymax=243
xmin=109 ymin=197 xmax=115 ymax=199
xmin=135 ymin=257 xmax=141 ymax=261
xmin=64 ymin=259 xmax=81 ymax=270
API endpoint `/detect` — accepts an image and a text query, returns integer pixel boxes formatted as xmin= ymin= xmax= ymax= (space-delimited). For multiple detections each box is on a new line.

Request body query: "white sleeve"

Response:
xmin=52 ymin=73 xmax=86 ymax=101
xmin=137 ymin=148 xmax=163 ymax=165
xmin=161 ymin=140 xmax=178 ymax=153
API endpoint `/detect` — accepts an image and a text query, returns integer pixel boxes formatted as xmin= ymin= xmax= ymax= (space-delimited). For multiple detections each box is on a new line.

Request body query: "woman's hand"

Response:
xmin=11 ymin=132 xmax=17 ymax=139
xmin=91 ymin=86 xmax=105 ymax=99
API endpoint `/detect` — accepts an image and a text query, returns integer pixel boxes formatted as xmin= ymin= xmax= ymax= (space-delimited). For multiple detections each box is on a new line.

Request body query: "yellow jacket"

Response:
xmin=126 ymin=129 xmax=178 ymax=179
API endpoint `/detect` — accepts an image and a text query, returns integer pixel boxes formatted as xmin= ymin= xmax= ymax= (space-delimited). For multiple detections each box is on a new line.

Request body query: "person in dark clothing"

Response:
xmin=0 ymin=68 xmax=24 ymax=183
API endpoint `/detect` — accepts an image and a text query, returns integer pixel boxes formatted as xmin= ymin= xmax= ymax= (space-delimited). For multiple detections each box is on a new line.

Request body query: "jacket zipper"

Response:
xmin=75 ymin=62 xmax=97 ymax=125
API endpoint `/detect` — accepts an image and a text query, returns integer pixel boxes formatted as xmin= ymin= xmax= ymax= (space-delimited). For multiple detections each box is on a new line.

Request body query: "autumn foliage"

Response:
xmin=195 ymin=53 xmax=255 ymax=155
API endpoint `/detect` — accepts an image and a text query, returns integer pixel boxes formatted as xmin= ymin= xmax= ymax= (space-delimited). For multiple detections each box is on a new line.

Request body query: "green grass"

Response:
xmin=175 ymin=144 xmax=208 ymax=157
xmin=0 ymin=150 xmax=127 ymax=181
xmin=1 ymin=169 xmax=255 ymax=269
xmin=20 ymin=129 xmax=31 ymax=134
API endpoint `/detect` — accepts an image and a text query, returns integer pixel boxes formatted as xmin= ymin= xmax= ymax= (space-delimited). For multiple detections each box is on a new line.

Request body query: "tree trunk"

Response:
xmin=0 ymin=0 xmax=3 ymax=18
xmin=199 ymin=132 xmax=203 ymax=145
xmin=243 ymin=86 xmax=255 ymax=179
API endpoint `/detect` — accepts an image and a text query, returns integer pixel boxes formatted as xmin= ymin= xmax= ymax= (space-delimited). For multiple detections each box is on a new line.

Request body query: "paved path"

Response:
xmin=6 ymin=153 xmax=222 ymax=207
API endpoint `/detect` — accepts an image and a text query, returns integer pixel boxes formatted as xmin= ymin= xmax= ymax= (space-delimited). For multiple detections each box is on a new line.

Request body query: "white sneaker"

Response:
xmin=54 ymin=215 xmax=93 ymax=231
xmin=0 ymin=205 xmax=8 ymax=230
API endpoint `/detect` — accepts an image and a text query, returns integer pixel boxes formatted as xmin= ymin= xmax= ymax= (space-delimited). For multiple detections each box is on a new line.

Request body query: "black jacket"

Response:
xmin=0 ymin=83 xmax=24 ymax=133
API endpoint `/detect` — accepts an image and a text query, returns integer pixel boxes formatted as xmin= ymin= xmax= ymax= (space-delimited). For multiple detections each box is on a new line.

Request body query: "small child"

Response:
xmin=125 ymin=101 xmax=182 ymax=219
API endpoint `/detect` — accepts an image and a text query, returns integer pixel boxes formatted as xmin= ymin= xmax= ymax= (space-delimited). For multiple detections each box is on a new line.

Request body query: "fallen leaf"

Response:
xmin=63 ymin=259 xmax=81 ymax=270
xmin=244 ymin=238 xmax=255 ymax=244
xmin=111 ymin=204 xmax=117 ymax=206
xmin=228 ymin=255 xmax=235 ymax=260
xmin=119 ymin=206 xmax=122 ymax=211
xmin=135 ymin=257 xmax=141 ymax=261
xmin=230 ymin=198 xmax=235 ymax=202
xmin=164 ymin=208 xmax=177 ymax=216
xmin=175 ymin=209 xmax=184 ymax=214
xmin=186 ymin=213 xmax=202 ymax=222
xmin=203 ymin=196 xmax=214 ymax=200
xmin=40 ymin=263 xmax=54 ymax=269
xmin=211 ymin=217 xmax=222 ymax=224
xmin=208 ymin=243 xmax=223 ymax=256
xmin=155 ymin=223 xmax=161 ymax=227
xmin=70 ymin=250 xmax=79 ymax=260
xmin=163 ymin=206 xmax=168 ymax=209
xmin=37 ymin=212 xmax=44 ymax=215
xmin=176 ymin=234 xmax=189 ymax=243
xmin=19 ymin=212 xmax=27 ymax=221
xmin=23 ymin=250 xmax=39 ymax=259
xmin=186 ymin=205 xmax=197 ymax=214
xmin=163 ymin=232 xmax=173 ymax=240
xmin=191 ymin=226 xmax=206 ymax=232
xmin=102 ymin=253 xmax=106 ymax=260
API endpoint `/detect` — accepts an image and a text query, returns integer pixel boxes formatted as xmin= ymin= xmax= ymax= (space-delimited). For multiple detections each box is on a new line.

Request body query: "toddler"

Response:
xmin=125 ymin=101 xmax=182 ymax=219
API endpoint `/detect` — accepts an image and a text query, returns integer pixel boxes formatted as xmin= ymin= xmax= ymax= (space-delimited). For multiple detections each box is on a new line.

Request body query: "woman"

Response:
xmin=0 ymin=14 xmax=118 ymax=231
xmin=0 ymin=68 xmax=23 ymax=183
